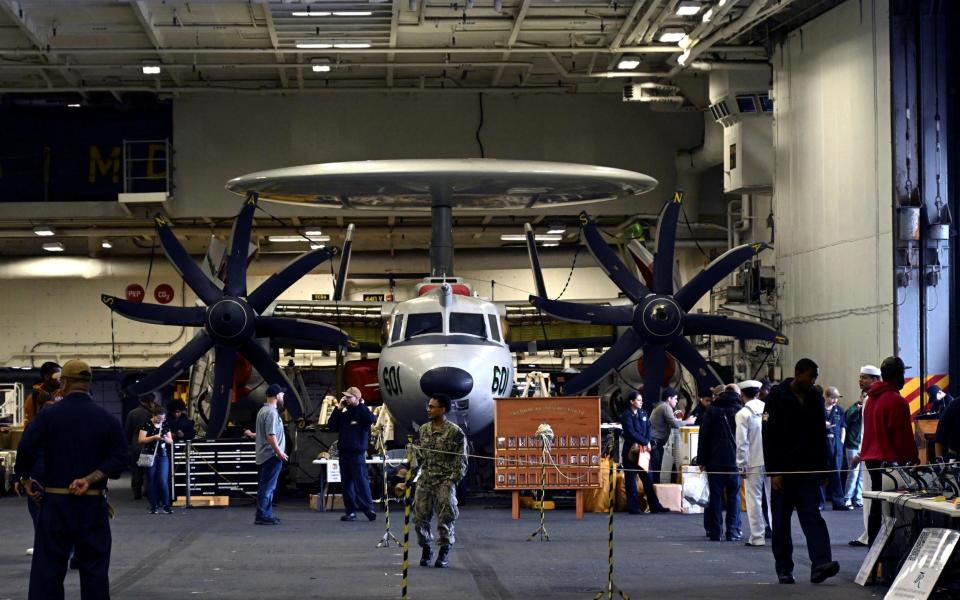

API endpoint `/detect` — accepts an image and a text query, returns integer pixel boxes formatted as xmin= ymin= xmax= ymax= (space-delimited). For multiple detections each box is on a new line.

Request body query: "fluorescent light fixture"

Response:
xmin=67 ymin=103 xmax=81 ymax=108
xmin=334 ymin=42 xmax=371 ymax=49
xmin=141 ymin=60 xmax=161 ymax=75
xmin=546 ymin=223 xmax=567 ymax=234
xmin=617 ymin=55 xmax=641 ymax=70
xmin=678 ymin=50 xmax=692 ymax=66
xmin=500 ymin=234 xmax=562 ymax=242
xmin=541 ymin=242 xmax=560 ymax=247
xmin=101 ymin=240 xmax=112 ymax=249
xmin=310 ymin=243 xmax=325 ymax=250
xmin=333 ymin=11 xmax=372 ymax=16
xmin=292 ymin=10 xmax=331 ymax=16
xmin=304 ymin=230 xmax=323 ymax=236
xmin=296 ymin=41 xmax=333 ymax=49
xmin=658 ymin=28 xmax=686 ymax=43
xmin=702 ymin=8 xmax=714 ymax=22
xmin=311 ymin=58 xmax=331 ymax=73
xmin=33 ymin=226 xmax=55 ymax=236
xmin=676 ymin=1 xmax=701 ymax=16
xmin=678 ymin=34 xmax=694 ymax=49
xmin=42 ymin=242 xmax=65 ymax=252
xmin=268 ymin=235 xmax=331 ymax=243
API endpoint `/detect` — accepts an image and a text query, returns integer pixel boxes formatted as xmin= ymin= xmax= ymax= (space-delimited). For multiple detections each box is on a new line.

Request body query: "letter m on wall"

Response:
xmin=89 ymin=146 xmax=121 ymax=184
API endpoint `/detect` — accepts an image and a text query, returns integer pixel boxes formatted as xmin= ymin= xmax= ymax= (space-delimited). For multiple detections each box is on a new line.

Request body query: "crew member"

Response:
xmin=822 ymin=387 xmax=849 ymax=510
xmin=926 ymin=384 xmax=953 ymax=415
xmin=124 ymin=393 xmax=154 ymax=500
xmin=620 ymin=391 xmax=669 ymax=514
xmin=649 ymin=387 xmax=694 ymax=483
xmin=327 ymin=386 xmax=377 ymax=522
xmin=848 ymin=364 xmax=881 ymax=547
xmin=698 ymin=384 xmax=742 ymax=542
xmin=14 ymin=359 xmax=127 ymax=600
xmin=166 ymin=399 xmax=196 ymax=442
xmin=254 ymin=384 xmax=288 ymax=525
xmin=735 ymin=380 xmax=770 ymax=546
xmin=413 ymin=393 xmax=467 ymax=569
xmin=763 ymin=358 xmax=839 ymax=585
xmin=23 ymin=361 xmax=61 ymax=425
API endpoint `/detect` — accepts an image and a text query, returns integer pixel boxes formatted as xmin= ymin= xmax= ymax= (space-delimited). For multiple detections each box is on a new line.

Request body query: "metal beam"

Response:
xmin=261 ymin=5 xmax=289 ymax=88
xmin=605 ymin=0 xmax=649 ymax=71
xmin=492 ymin=0 xmax=532 ymax=87
xmin=0 ymin=0 xmax=82 ymax=92
xmin=130 ymin=1 xmax=182 ymax=86
xmin=387 ymin=0 xmax=400 ymax=87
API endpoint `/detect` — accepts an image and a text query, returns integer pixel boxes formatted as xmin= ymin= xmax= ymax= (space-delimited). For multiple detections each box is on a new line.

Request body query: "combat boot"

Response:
xmin=419 ymin=545 xmax=433 ymax=567
xmin=434 ymin=546 xmax=450 ymax=568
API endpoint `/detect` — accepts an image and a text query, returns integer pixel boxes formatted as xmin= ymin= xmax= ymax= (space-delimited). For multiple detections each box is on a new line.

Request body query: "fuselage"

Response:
xmin=378 ymin=283 xmax=513 ymax=451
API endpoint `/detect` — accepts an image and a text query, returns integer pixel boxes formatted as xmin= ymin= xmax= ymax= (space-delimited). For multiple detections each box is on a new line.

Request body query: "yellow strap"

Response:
xmin=44 ymin=487 xmax=103 ymax=496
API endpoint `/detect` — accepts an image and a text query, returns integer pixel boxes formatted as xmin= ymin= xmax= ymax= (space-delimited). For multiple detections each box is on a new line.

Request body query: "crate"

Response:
xmin=172 ymin=495 xmax=229 ymax=508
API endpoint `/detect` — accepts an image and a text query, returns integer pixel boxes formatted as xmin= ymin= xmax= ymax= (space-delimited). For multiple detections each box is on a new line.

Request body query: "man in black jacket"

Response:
xmin=697 ymin=384 xmax=742 ymax=541
xmin=327 ymin=386 xmax=377 ymax=522
xmin=619 ymin=391 xmax=669 ymax=514
xmin=762 ymin=358 xmax=839 ymax=585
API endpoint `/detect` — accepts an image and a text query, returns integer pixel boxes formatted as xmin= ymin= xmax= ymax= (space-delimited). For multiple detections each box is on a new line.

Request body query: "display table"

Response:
xmin=311 ymin=457 xmax=406 ymax=512
xmin=863 ymin=490 xmax=960 ymax=517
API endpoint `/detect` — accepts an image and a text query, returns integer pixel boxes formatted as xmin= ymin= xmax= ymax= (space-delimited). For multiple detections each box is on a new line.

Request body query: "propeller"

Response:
xmin=103 ymin=193 xmax=350 ymax=439
xmin=526 ymin=194 xmax=787 ymax=400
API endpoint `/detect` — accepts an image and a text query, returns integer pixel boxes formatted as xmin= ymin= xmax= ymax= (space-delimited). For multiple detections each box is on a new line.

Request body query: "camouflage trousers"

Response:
xmin=413 ymin=481 xmax=459 ymax=548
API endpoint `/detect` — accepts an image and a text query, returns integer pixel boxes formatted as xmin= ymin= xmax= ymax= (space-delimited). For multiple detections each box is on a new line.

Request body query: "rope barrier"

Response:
xmin=593 ymin=430 xmax=629 ymax=600
xmin=376 ymin=436 xmax=401 ymax=549
xmin=400 ymin=436 xmax=414 ymax=600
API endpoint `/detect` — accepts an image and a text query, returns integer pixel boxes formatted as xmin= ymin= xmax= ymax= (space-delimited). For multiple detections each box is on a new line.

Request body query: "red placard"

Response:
xmin=154 ymin=283 xmax=175 ymax=304
xmin=125 ymin=284 xmax=145 ymax=303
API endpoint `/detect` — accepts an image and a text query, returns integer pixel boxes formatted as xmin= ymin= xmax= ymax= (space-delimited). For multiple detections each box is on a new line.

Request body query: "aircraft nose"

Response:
xmin=419 ymin=366 xmax=474 ymax=400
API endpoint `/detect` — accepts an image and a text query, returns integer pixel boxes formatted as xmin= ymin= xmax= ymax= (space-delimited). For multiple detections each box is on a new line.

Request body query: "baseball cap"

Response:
xmin=343 ymin=386 xmax=362 ymax=399
xmin=860 ymin=365 xmax=881 ymax=376
xmin=61 ymin=359 xmax=93 ymax=382
xmin=265 ymin=383 xmax=286 ymax=397
xmin=927 ymin=384 xmax=942 ymax=396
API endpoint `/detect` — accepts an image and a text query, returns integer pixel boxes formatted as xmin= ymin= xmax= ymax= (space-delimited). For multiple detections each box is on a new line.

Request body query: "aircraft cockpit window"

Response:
xmin=390 ymin=314 xmax=404 ymax=343
xmin=487 ymin=314 xmax=501 ymax=342
xmin=449 ymin=312 xmax=486 ymax=337
xmin=405 ymin=312 xmax=442 ymax=337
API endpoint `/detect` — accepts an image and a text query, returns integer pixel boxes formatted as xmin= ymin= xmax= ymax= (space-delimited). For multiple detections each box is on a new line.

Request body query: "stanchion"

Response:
xmin=184 ymin=440 xmax=193 ymax=509
xmin=377 ymin=435 xmax=401 ymax=548
xmin=528 ymin=425 xmax=552 ymax=541
xmin=400 ymin=436 xmax=414 ymax=600
xmin=593 ymin=431 xmax=629 ymax=600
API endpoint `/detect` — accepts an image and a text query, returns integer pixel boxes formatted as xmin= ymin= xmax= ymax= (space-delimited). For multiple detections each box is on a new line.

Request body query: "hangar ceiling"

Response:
xmin=0 ymin=0 xmax=841 ymax=258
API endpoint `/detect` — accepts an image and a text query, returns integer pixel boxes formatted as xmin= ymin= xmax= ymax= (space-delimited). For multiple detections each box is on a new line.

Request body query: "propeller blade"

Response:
xmin=641 ymin=344 xmax=665 ymax=407
xmin=155 ymin=216 xmax=222 ymax=306
xmin=581 ymin=214 xmax=650 ymax=304
xmin=524 ymin=223 xmax=548 ymax=298
xmin=101 ymin=294 xmax=205 ymax=327
xmin=666 ymin=337 xmax=723 ymax=396
xmin=674 ymin=242 xmax=770 ymax=311
xmin=529 ymin=296 xmax=633 ymax=326
xmin=224 ymin=193 xmax=257 ymax=297
xmin=128 ymin=331 xmax=215 ymax=394
xmin=653 ymin=196 xmax=682 ymax=294
xmin=255 ymin=317 xmax=349 ymax=348
xmin=563 ymin=330 xmax=643 ymax=396
xmin=333 ymin=223 xmax=354 ymax=301
xmin=626 ymin=239 xmax=655 ymax=290
xmin=684 ymin=314 xmax=788 ymax=344
xmin=248 ymin=247 xmax=333 ymax=314
xmin=240 ymin=340 xmax=303 ymax=420
xmin=204 ymin=345 xmax=237 ymax=440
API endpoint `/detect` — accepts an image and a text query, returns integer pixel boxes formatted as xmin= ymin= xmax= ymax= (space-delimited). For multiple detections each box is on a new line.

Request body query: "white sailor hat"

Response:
xmin=860 ymin=365 xmax=881 ymax=376
xmin=737 ymin=379 xmax=762 ymax=390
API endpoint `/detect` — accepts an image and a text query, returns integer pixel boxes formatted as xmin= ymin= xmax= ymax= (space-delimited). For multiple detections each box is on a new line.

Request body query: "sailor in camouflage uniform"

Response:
xmin=413 ymin=393 xmax=468 ymax=568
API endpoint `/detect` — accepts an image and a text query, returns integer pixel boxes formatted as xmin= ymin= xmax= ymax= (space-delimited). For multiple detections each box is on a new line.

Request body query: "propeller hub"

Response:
xmin=206 ymin=297 xmax=255 ymax=344
xmin=635 ymin=295 xmax=684 ymax=341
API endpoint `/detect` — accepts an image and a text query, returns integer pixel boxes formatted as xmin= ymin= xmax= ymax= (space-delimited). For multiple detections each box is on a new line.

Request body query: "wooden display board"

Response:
xmin=494 ymin=396 xmax=602 ymax=518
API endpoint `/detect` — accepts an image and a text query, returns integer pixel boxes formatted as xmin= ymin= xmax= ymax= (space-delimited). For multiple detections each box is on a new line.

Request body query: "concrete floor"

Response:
xmin=0 ymin=480 xmax=885 ymax=599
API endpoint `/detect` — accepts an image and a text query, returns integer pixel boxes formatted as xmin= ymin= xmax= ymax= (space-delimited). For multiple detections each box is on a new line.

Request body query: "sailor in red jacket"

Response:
xmin=859 ymin=356 xmax=918 ymax=545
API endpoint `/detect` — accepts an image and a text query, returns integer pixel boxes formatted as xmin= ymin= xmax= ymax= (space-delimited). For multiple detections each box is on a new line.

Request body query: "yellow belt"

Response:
xmin=44 ymin=487 xmax=104 ymax=496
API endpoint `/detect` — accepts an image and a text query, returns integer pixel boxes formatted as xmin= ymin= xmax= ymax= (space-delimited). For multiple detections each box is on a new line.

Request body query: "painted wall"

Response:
xmin=772 ymin=0 xmax=894 ymax=398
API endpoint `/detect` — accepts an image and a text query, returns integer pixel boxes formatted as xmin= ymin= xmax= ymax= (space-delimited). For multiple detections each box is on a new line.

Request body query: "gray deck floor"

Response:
xmin=0 ymin=480 xmax=884 ymax=599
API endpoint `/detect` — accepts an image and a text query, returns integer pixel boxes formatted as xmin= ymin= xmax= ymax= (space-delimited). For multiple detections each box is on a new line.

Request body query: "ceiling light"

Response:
xmin=678 ymin=34 xmax=694 ymax=49
xmin=296 ymin=41 xmax=333 ymax=49
xmin=311 ymin=58 xmax=331 ymax=73
xmin=616 ymin=55 xmax=641 ymax=70
xmin=702 ymin=8 xmax=714 ymax=22
xmin=541 ymin=242 xmax=560 ymax=247
xmin=67 ymin=103 xmax=81 ymax=108
xmin=304 ymin=229 xmax=323 ymax=236
xmin=268 ymin=235 xmax=330 ymax=243
xmin=500 ymin=234 xmax=562 ymax=242
xmin=141 ymin=59 xmax=161 ymax=75
xmin=42 ymin=242 xmax=65 ymax=252
xmin=101 ymin=240 xmax=112 ymax=249
xmin=676 ymin=1 xmax=702 ymax=16
xmin=546 ymin=223 xmax=567 ymax=234
xmin=334 ymin=42 xmax=371 ymax=49
xmin=291 ymin=9 xmax=331 ymax=17
xmin=333 ymin=11 xmax=372 ymax=17
xmin=33 ymin=226 xmax=55 ymax=236
xmin=658 ymin=28 xmax=686 ymax=43
xmin=310 ymin=243 xmax=325 ymax=250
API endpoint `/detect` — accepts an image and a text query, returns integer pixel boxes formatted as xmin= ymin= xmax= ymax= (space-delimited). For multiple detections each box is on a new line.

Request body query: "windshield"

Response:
xmin=405 ymin=312 xmax=442 ymax=337
xmin=450 ymin=312 xmax=486 ymax=337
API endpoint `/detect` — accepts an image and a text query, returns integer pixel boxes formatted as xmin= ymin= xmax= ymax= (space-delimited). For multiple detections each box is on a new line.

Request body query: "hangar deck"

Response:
xmin=0 ymin=483 xmax=877 ymax=599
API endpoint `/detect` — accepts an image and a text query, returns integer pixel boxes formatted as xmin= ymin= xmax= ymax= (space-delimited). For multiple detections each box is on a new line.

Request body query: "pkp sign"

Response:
xmin=154 ymin=284 xmax=175 ymax=304
xmin=125 ymin=284 xmax=145 ymax=303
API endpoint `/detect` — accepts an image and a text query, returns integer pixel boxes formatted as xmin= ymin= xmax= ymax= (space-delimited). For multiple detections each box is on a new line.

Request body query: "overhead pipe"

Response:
xmin=674 ymin=109 xmax=724 ymax=220
xmin=672 ymin=0 xmax=768 ymax=75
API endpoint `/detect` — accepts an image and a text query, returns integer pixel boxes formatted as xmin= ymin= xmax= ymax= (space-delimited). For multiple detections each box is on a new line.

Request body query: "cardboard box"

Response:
xmin=653 ymin=483 xmax=682 ymax=512
xmin=172 ymin=495 xmax=228 ymax=507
